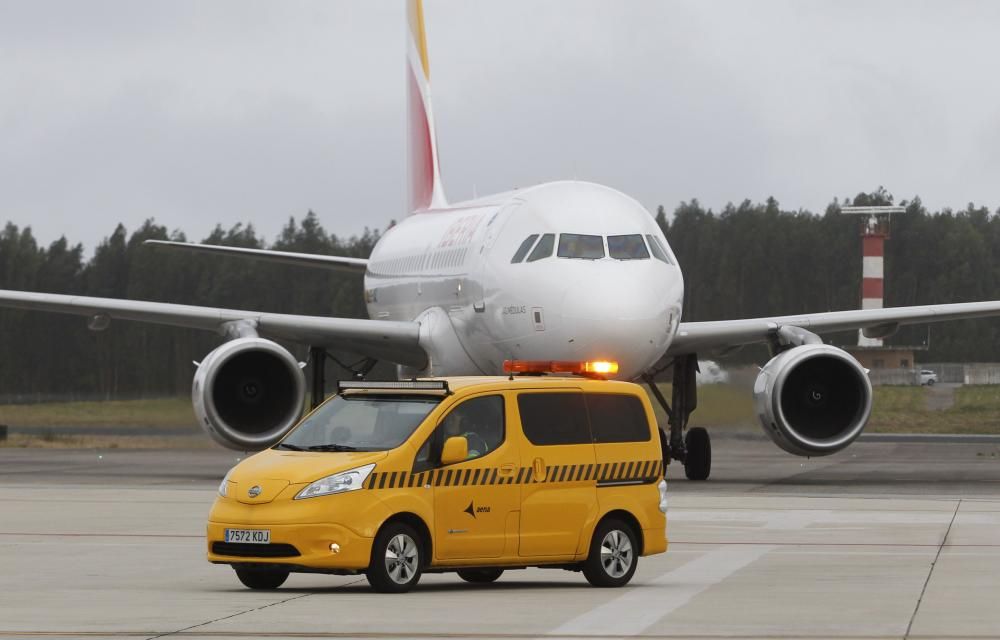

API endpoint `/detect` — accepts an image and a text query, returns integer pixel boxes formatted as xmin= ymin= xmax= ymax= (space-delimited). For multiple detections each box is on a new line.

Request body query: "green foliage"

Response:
xmin=0 ymin=214 xmax=379 ymax=398
xmin=3 ymin=189 xmax=1000 ymax=398
xmin=663 ymin=191 xmax=1000 ymax=362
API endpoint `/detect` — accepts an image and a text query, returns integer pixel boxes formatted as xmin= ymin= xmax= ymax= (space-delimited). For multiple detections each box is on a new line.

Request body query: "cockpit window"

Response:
xmin=557 ymin=234 xmax=605 ymax=259
xmin=511 ymin=234 xmax=539 ymax=263
xmin=607 ymin=234 xmax=650 ymax=260
xmin=646 ymin=234 xmax=673 ymax=264
xmin=526 ymin=233 xmax=555 ymax=262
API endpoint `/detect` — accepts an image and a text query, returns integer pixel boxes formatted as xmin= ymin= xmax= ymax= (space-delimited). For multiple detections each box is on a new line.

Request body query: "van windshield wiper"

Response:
xmin=306 ymin=444 xmax=364 ymax=452
xmin=274 ymin=442 xmax=306 ymax=451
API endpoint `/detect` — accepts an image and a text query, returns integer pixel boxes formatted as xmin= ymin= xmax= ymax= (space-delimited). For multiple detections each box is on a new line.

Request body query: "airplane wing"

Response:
xmin=144 ymin=240 xmax=369 ymax=273
xmin=666 ymin=300 xmax=1000 ymax=356
xmin=0 ymin=289 xmax=425 ymax=367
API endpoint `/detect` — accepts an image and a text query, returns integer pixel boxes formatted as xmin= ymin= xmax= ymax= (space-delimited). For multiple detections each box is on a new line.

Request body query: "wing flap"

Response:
xmin=667 ymin=300 xmax=1000 ymax=356
xmin=0 ymin=289 xmax=425 ymax=368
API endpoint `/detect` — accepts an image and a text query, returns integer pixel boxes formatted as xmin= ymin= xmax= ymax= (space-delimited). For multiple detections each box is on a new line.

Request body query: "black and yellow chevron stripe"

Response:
xmin=365 ymin=460 xmax=662 ymax=490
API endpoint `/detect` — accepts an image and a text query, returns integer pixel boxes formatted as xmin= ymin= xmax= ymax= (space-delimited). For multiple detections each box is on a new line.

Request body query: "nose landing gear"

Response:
xmin=643 ymin=353 xmax=711 ymax=481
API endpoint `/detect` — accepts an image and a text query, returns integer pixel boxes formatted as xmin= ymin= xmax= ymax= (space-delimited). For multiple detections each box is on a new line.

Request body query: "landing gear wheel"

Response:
xmin=233 ymin=565 xmax=289 ymax=590
xmin=366 ymin=522 xmax=424 ymax=593
xmin=684 ymin=427 xmax=711 ymax=481
xmin=583 ymin=519 xmax=638 ymax=588
xmin=457 ymin=568 xmax=504 ymax=584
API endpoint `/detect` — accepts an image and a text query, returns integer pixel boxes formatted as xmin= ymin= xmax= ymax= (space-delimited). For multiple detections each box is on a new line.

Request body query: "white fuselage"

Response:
xmin=364 ymin=181 xmax=684 ymax=380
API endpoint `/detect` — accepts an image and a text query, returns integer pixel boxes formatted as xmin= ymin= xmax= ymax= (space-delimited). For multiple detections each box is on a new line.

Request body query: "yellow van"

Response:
xmin=207 ymin=365 xmax=668 ymax=593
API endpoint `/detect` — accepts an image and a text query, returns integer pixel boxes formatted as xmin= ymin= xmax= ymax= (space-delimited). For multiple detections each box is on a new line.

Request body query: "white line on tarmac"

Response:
xmin=543 ymin=507 xmax=855 ymax=637
xmin=544 ymin=544 xmax=774 ymax=637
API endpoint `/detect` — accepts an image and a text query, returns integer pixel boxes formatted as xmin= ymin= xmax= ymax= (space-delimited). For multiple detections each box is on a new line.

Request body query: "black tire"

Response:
xmin=927 ymin=379 xmax=936 ymax=386
xmin=457 ymin=568 xmax=504 ymax=584
xmin=684 ymin=427 xmax=711 ymax=481
xmin=582 ymin=518 xmax=639 ymax=587
xmin=233 ymin=565 xmax=289 ymax=590
xmin=366 ymin=522 xmax=424 ymax=593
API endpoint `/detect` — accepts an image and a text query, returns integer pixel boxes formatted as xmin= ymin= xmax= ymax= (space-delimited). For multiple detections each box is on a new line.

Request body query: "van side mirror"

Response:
xmin=440 ymin=436 xmax=468 ymax=465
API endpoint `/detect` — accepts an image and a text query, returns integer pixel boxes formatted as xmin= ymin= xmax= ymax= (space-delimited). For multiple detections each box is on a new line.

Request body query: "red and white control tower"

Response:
xmin=841 ymin=205 xmax=906 ymax=347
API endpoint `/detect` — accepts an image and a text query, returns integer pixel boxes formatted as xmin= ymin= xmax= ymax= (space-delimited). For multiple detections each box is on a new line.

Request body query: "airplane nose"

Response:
xmin=557 ymin=263 xmax=678 ymax=377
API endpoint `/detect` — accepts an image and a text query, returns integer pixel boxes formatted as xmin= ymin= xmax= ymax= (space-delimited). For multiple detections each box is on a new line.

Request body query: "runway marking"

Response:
xmin=0 ymin=632 xmax=927 ymax=638
xmin=544 ymin=544 xmax=774 ymax=638
xmin=668 ymin=540 xmax=1000 ymax=547
xmin=905 ymin=499 xmax=962 ymax=639
xmin=0 ymin=531 xmax=201 ymax=538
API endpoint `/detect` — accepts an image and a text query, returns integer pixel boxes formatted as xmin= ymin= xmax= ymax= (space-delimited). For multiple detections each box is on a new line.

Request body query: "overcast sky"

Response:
xmin=2 ymin=1 xmax=999 ymax=254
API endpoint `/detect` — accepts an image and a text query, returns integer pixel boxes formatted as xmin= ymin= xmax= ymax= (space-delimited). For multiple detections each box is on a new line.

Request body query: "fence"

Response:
xmin=866 ymin=363 xmax=1000 ymax=386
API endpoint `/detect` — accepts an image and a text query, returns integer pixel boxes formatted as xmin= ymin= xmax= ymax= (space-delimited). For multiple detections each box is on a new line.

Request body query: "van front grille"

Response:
xmin=212 ymin=542 xmax=301 ymax=558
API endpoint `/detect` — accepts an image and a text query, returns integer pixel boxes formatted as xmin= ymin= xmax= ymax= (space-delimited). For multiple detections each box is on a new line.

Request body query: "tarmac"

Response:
xmin=1 ymin=434 xmax=999 ymax=640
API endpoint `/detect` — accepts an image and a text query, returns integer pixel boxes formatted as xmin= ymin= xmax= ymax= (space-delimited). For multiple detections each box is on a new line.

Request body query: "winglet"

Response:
xmin=407 ymin=0 xmax=447 ymax=212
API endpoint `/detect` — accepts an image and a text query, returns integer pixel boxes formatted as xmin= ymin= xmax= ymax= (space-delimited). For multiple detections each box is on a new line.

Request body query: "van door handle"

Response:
xmin=532 ymin=457 xmax=547 ymax=482
xmin=500 ymin=463 xmax=516 ymax=474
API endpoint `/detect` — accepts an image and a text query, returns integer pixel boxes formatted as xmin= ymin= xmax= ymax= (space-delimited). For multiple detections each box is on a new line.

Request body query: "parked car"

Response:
xmin=919 ymin=370 xmax=938 ymax=386
xmin=697 ymin=360 xmax=730 ymax=385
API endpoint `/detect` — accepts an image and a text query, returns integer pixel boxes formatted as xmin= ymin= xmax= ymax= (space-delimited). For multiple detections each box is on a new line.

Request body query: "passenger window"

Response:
xmin=557 ymin=234 xmax=605 ymax=259
xmin=518 ymin=392 xmax=591 ymax=445
xmin=526 ymin=233 xmax=555 ymax=262
xmin=416 ymin=396 xmax=504 ymax=470
xmin=607 ymin=234 xmax=650 ymax=260
xmin=587 ymin=394 xmax=651 ymax=443
xmin=511 ymin=234 xmax=540 ymax=263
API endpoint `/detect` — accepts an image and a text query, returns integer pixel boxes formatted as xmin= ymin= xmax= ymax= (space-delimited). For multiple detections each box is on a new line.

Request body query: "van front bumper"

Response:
xmin=207 ymin=521 xmax=374 ymax=571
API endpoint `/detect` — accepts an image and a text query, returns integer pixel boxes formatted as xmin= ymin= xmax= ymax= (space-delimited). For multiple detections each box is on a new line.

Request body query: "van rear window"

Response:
xmin=587 ymin=394 xmax=651 ymax=443
xmin=517 ymin=393 xmax=590 ymax=445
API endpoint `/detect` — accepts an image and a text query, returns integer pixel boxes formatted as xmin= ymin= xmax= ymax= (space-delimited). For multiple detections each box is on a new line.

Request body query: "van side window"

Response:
xmin=414 ymin=395 xmax=505 ymax=471
xmin=518 ymin=392 xmax=590 ymax=445
xmin=587 ymin=394 xmax=651 ymax=443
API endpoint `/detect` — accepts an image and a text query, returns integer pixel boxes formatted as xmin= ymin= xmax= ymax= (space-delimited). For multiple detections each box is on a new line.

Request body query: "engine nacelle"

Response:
xmin=192 ymin=338 xmax=306 ymax=451
xmin=753 ymin=344 xmax=872 ymax=457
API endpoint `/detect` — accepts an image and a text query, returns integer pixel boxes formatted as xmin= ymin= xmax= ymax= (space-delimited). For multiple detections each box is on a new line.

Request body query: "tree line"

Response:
xmin=1 ymin=189 xmax=999 ymax=398
xmin=0 ymin=213 xmax=377 ymax=400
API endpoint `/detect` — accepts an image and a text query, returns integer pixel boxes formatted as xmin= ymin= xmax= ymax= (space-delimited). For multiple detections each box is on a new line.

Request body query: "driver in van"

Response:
xmin=442 ymin=410 xmax=491 ymax=459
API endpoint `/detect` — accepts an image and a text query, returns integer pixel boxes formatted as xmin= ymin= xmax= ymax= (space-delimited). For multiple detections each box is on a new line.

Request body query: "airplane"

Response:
xmin=4 ymin=0 xmax=1000 ymax=480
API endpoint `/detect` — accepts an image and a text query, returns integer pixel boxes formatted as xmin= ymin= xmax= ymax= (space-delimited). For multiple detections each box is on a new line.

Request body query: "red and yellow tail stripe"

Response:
xmin=406 ymin=0 xmax=447 ymax=212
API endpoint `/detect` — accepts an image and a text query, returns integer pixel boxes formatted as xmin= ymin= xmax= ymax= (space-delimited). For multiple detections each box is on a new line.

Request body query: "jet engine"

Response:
xmin=192 ymin=337 xmax=306 ymax=451
xmin=753 ymin=344 xmax=872 ymax=457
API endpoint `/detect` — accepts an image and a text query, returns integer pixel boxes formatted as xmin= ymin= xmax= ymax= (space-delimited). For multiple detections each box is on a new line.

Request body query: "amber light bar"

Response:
xmin=502 ymin=360 xmax=619 ymax=376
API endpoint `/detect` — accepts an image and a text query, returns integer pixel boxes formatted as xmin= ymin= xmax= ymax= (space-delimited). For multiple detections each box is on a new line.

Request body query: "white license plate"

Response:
xmin=225 ymin=528 xmax=271 ymax=544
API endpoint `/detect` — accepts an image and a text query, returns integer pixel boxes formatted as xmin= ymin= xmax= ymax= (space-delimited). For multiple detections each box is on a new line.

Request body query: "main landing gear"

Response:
xmin=643 ymin=353 xmax=711 ymax=481
xmin=307 ymin=347 xmax=377 ymax=410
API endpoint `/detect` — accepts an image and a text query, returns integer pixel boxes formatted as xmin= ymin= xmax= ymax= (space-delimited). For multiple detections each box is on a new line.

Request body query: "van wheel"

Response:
xmin=457 ymin=568 xmax=504 ymax=584
xmin=233 ymin=565 xmax=289 ymax=590
xmin=366 ymin=522 xmax=424 ymax=593
xmin=684 ymin=427 xmax=711 ymax=480
xmin=583 ymin=519 xmax=638 ymax=587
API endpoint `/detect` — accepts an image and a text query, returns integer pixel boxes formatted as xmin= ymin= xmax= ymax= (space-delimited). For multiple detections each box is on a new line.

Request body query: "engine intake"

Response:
xmin=193 ymin=338 xmax=306 ymax=451
xmin=753 ymin=344 xmax=872 ymax=457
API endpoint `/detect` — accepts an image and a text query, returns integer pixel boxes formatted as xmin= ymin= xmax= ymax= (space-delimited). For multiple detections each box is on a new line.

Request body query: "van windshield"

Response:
xmin=276 ymin=394 xmax=440 ymax=452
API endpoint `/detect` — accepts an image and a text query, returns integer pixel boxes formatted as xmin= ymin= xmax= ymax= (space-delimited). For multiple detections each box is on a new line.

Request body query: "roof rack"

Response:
xmin=336 ymin=380 xmax=451 ymax=395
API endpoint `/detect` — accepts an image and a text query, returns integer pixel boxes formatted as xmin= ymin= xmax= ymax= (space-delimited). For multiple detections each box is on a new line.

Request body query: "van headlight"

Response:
xmin=218 ymin=469 xmax=234 ymax=497
xmin=295 ymin=464 xmax=376 ymax=500
xmin=657 ymin=479 xmax=668 ymax=513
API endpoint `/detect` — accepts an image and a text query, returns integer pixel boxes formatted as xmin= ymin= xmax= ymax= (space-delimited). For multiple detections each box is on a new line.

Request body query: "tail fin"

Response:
xmin=407 ymin=0 xmax=447 ymax=212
